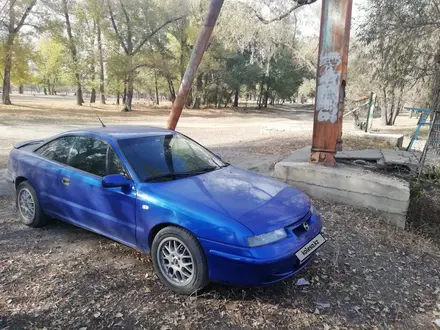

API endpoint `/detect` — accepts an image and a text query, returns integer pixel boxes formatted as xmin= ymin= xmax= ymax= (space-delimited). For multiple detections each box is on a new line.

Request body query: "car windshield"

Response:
xmin=118 ymin=134 xmax=227 ymax=182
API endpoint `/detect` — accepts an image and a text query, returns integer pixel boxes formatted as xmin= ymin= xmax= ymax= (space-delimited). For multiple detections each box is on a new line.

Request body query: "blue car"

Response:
xmin=6 ymin=126 xmax=325 ymax=294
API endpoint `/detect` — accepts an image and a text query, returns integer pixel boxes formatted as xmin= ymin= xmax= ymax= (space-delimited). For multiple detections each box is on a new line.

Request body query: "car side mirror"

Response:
xmin=102 ymin=174 xmax=131 ymax=188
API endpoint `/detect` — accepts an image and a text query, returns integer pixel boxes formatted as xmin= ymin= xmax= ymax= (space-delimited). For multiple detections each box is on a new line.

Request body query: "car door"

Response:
xmin=33 ymin=136 xmax=76 ymax=218
xmin=57 ymin=136 xmax=137 ymax=247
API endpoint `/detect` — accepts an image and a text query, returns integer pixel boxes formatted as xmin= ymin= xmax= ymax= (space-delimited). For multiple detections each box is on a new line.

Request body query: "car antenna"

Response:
xmin=88 ymin=103 xmax=106 ymax=127
xmin=97 ymin=116 xmax=106 ymax=127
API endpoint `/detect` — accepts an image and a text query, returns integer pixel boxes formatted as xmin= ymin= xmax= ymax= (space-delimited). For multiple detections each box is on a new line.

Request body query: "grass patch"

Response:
xmin=407 ymin=181 xmax=440 ymax=245
xmin=343 ymin=135 xmax=394 ymax=149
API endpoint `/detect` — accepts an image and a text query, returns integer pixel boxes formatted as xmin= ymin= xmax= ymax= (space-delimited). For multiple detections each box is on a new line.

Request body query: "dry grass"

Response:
xmin=343 ymin=135 xmax=394 ymax=150
xmin=408 ymin=185 xmax=440 ymax=245
xmin=1 ymin=194 xmax=440 ymax=329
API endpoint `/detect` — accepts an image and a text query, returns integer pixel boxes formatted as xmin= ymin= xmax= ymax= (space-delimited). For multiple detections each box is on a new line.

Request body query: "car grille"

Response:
xmin=289 ymin=211 xmax=312 ymax=237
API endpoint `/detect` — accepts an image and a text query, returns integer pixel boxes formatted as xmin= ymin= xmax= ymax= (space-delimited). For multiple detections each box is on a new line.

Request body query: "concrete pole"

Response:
xmin=167 ymin=0 xmax=225 ymax=130
xmin=310 ymin=0 xmax=353 ymax=166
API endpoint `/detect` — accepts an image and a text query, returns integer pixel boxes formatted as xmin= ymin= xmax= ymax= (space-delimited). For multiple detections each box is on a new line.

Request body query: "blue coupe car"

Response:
xmin=6 ymin=126 xmax=325 ymax=294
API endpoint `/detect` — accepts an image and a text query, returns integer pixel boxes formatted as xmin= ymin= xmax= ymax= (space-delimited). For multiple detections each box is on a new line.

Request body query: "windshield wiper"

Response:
xmin=145 ymin=167 xmax=218 ymax=182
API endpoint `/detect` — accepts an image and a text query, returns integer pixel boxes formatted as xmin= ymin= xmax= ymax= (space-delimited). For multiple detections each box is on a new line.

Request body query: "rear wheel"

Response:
xmin=151 ymin=226 xmax=209 ymax=295
xmin=16 ymin=181 xmax=47 ymax=228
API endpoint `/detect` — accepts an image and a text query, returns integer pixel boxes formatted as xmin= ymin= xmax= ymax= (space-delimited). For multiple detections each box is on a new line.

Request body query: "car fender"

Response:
xmin=134 ymin=189 xmax=253 ymax=253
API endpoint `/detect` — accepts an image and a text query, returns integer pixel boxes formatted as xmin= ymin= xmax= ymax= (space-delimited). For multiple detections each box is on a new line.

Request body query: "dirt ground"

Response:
xmin=1 ymin=95 xmax=439 ymax=329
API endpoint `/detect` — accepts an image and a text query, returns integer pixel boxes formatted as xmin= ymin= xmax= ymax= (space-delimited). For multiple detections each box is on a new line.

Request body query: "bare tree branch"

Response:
xmin=132 ymin=15 xmax=186 ymax=55
xmin=132 ymin=63 xmax=154 ymax=71
xmin=250 ymin=0 xmax=318 ymax=24
xmin=13 ymin=0 xmax=37 ymax=33
xmin=118 ymin=0 xmax=132 ymax=52
xmin=107 ymin=1 xmax=128 ymax=54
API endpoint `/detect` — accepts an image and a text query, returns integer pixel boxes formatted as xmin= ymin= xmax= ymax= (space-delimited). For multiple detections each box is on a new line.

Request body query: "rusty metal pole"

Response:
xmin=167 ymin=0 xmax=224 ymax=130
xmin=310 ymin=0 xmax=353 ymax=166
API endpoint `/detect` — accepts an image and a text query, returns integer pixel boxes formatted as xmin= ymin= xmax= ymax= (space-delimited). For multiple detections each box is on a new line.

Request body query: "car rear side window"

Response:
xmin=35 ymin=136 xmax=76 ymax=164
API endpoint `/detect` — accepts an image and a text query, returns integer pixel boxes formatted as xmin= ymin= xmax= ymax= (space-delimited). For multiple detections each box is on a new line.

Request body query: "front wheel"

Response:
xmin=151 ymin=226 xmax=209 ymax=295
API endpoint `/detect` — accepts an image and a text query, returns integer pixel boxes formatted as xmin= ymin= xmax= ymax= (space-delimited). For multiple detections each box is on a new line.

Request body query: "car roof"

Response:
xmin=64 ymin=125 xmax=176 ymax=140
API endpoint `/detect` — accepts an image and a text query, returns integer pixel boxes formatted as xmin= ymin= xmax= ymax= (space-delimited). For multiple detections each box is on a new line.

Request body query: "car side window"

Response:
xmin=107 ymin=147 xmax=129 ymax=177
xmin=68 ymin=136 xmax=108 ymax=177
xmin=35 ymin=136 xmax=76 ymax=164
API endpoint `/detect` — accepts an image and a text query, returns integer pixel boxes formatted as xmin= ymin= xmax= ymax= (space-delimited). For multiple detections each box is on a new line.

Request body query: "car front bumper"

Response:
xmin=199 ymin=213 xmax=324 ymax=286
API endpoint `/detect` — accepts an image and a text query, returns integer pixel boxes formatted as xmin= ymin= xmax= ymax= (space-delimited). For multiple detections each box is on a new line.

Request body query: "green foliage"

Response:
xmin=35 ymin=37 xmax=68 ymax=89
xmin=269 ymin=49 xmax=309 ymax=101
xmin=422 ymin=165 xmax=440 ymax=186
xmin=3 ymin=0 xmax=315 ymax=108
xmin=0 ymin=36 xmax=36 ymax=86
xmin=223 ymin=52 xmax=263 ymax=91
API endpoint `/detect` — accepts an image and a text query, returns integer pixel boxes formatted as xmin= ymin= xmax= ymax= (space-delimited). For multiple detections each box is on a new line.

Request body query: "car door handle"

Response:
xmin=61 ymin=177 xmax=70 ymax=186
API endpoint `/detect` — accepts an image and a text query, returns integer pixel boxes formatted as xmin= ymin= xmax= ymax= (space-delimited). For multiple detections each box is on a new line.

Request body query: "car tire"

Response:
xmin=16 ymin=181 xmax=48 ymax=228
xmin=151 ymin=226 xmax=209 ymax=295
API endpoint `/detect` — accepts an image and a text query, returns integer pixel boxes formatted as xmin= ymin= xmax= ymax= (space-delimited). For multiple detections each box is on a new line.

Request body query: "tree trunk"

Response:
xmin=233 ymin=87 xmax=239 ymax=107
xmin=123 ymin=68 xmax=134 ymax=112
xmin=203 ymin=74 xmax=209 ymax=106
xmin=2 ymin=0 xmax=36 ymax=104
xmin=263 ymin=89 xmax=269 ymax=108
xmin=43 ymin=87 xmax=47 ymax=95
xmin=97 ymin=20 xmax=105 ymax=104
xmin=90 ymin=88 xmax=96 ymax=103
xmin=116 ymin=90 xmax=120 ymax=105
xmin=257 ymin=75 xmax=265 ymax=109
xmin=214 ymin=85 xmax=219 ymax=108
xmin=154 ymin=70 xmax=159 ymax=105
xmin=381 ymin=88 xmax=388 ymax=126
xmin=2 ymin=33 xmax=14 ymax=105
xmin=192 ymin=74 xmax=203 ymax=109
xmin=122 ymin=82 xmax=127 ymax=104
xmin=179 ymin=19 xmax=188 ymax=81
xmin=224 ymin=91 xmax=234 ymax=108
xmin=63 ymin=0 xmax=83 ymax=106
xmin=167 ymin=77 xmax=176 ymax=102
xmin=76 ymin=75 xmax=83 ymax=105
xmin=263 ymin=57 xmax=271 ymax=109
xmin=18 ymin=85 xmax=24 ymax=94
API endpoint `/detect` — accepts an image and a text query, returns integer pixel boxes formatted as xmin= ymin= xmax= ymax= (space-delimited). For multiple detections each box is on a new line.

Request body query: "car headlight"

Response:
xmin=248 ymin=229 xmax=287 ymax=247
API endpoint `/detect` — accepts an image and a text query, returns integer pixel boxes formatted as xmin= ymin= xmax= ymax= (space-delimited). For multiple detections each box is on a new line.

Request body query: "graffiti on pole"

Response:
xmin=316 ymin=51 xmax=342 ymax=123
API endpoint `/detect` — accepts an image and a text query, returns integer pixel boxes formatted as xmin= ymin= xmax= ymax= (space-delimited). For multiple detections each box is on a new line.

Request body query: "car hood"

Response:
xmin=142 ymin=166 xmax=311 ymax=235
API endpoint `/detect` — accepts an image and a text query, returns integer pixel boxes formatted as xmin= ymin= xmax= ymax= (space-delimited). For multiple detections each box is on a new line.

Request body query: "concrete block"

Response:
xmin=361 ymin=133 xmax=404 ymax=148
xmin=381 ymin=149 xmax=419 ymax=170
xmin=273 ymin=149 xmax=410 ymax=228
xmin=336 ymin=149 xmax=383 ymax=161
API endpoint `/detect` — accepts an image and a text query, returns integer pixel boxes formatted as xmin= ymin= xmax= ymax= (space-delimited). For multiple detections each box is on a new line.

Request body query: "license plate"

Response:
xmin=295 ymin=234 xmax=326 ymax=263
